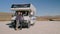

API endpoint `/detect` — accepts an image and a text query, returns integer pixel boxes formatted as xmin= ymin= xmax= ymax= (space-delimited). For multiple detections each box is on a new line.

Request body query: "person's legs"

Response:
xmin=15 ymin=20 xmax=20 ymax=30
xmin=19 ymin=20 xmax=23 ymax=30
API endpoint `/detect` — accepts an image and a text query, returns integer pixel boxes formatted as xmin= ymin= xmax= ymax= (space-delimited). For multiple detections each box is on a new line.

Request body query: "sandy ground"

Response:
xmin=0 ymin=21 xmax=60 ymax=34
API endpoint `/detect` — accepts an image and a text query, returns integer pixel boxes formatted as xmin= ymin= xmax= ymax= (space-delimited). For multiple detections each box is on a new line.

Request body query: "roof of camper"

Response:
xmin=11 ymin=4 xmax=31 ymax=8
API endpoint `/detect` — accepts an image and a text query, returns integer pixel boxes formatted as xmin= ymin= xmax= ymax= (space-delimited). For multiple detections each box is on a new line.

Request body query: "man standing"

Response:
xmin=15 ymin=12 xmax=23 ymax=30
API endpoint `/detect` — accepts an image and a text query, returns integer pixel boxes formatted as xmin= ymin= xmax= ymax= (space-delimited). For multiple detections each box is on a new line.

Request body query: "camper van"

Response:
xmin=11 ymin=4 xmax=36 ymax=29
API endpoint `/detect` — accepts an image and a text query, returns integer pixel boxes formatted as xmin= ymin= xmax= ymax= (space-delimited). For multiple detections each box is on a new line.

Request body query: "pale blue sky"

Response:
xmin=0 ymin=0 xmax=60 ymax=16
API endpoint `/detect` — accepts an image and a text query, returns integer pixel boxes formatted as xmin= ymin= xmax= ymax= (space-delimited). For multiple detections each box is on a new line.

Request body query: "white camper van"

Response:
xmin=11 ymin=4 xmax=36 ymax=29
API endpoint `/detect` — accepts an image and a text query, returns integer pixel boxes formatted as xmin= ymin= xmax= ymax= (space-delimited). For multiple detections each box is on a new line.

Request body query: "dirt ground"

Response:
xmin=0 ymin=21 xmax=60 ymax=34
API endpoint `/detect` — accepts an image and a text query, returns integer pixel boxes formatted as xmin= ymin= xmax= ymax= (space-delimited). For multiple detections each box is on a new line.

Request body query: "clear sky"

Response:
xmin=0 ymin=0 xmax=60 ymax=16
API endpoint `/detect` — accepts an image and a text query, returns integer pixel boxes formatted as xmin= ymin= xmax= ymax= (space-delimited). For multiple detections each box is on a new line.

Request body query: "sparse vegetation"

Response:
xmin=0 ymin=12 xmax=60 ymax=21
xmin=0 ymin=12 xmax=12 ymax=21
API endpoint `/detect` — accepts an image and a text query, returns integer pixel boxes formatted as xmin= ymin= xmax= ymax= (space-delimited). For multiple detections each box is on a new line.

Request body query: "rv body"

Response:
xmin=11 ymin=4 xmax=36 ymax=28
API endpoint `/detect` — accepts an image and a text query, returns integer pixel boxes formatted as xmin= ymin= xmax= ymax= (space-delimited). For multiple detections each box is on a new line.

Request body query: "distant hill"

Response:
xmin=36 ymin=16 xmax=60 ymax=21
xmin=0 ymin=12 xmax=60 ymax=21
xmin=0 ymin=12 xmax=12 ymax=21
